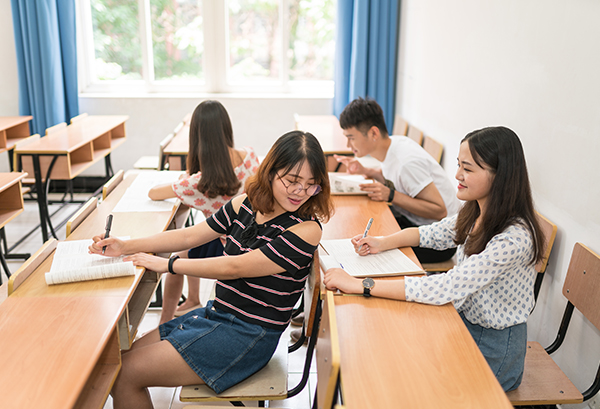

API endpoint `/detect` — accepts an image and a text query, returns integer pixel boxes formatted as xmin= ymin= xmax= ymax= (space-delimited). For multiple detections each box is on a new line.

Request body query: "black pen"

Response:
xmin=102 ymin=214 xmax=113 ymax=255
xmin=357 ymin=217 xmax=373 ymax=252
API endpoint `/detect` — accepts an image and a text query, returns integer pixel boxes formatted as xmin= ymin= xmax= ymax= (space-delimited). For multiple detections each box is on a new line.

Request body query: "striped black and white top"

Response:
xmin=206 ymin=197 xmax=320 ymax=331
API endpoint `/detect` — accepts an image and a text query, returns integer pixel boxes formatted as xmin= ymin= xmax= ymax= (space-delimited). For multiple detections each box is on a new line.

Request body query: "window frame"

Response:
xmin=76 ymin=0 xmax=334 ymax=96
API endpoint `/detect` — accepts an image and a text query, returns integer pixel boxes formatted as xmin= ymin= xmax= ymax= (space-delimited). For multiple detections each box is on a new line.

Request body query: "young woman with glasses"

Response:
xmin=89 ymin=131 xmax=334 ymax=409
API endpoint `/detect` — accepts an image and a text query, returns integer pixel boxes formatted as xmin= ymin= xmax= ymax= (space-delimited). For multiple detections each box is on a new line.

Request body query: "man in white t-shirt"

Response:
xmin=335 ymin=97 xmax=460 ymax=263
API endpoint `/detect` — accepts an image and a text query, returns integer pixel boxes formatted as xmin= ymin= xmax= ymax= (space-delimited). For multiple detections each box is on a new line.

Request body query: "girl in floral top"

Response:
xmin=148 ymin=100 xmax=260 ymax=324
xmin=324 ymin=126 xmax=545 ymax=391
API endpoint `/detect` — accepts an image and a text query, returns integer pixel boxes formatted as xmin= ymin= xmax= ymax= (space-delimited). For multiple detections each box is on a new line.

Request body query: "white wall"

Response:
xmin=0 ymin=0 xmax=19 ymax=117
xmin=79 ymin=95 xmax=332 ymax=175
xmin=397 ymin=1 xmax=600 ymax=407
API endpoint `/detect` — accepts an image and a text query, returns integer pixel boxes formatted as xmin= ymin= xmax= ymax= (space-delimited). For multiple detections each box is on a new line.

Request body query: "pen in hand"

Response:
xmin=102 ymin=214 xmax=113 ymax=255
xmin=357 ymin=217 xmax=373 ymax=252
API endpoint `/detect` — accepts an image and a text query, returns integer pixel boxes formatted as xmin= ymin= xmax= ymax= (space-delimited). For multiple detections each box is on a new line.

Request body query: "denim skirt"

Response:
xmin=460 ymin=312 xmax=527 ymax=392
xmin=188 ymin=238 xmax=224 ymax=259
xmin=160 ymin=300 xmax=282 ymax=393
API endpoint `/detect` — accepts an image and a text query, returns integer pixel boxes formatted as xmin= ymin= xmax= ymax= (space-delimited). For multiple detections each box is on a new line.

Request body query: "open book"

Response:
xmin=45 ymin=239 xmax=136 ymax=285
xmin=320 ymin=239 xmax=423 ymax=277
xmin=328 ymin=173 xmax=374 ymax=195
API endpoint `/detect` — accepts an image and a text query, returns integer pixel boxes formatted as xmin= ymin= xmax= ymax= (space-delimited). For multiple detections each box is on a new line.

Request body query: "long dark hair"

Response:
xmin=187 ymin=100 xmax=241 ymax=198
xmin=245 ymin=131 xmax=334 ymax=222
xmin=454 ymin=126 xmax=544 ymax=264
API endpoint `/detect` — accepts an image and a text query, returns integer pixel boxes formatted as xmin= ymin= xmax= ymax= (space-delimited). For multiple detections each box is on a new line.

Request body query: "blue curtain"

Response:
xmin=333 ymin=0 xmax=400 ymax=132
xmin=11 ymin=0 xmax=79 ymax=135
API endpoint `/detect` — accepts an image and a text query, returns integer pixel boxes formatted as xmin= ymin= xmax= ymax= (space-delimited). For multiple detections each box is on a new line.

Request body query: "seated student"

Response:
xmin=148 ymin=100 xmax=260 ymax=324
xmin=90 ymin=131 xmax=334 ymax=409
xmin=334 ymin=97 xmax=460 ymax=263
xmin=324 ymin=126 xmax=544 ymax=392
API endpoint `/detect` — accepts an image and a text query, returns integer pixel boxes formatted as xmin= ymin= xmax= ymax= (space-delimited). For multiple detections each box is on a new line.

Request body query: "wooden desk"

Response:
xmin=0 ymin=172 xmax=27 ymax=283
xmin=162 ymin=120 xmax=189 ymax=171
xmin=14 ymin=115 xmax=128 ymax=241
xmin=0 ymin=116 xmax=32 ymax=153
xmin=0 ymin=171 xmax=179 ymax=409
xmin=294 ymin=115 xmax=349 ymax=155
xmin=322 ymin=196 xmax=513 ymax=409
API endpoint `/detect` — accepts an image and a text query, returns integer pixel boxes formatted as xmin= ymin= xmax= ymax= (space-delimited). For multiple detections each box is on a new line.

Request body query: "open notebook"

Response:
xmin=45 ymin=239 xmax=136 ymax=285
xmin=320 ymin=239 xmax=423 ymax=277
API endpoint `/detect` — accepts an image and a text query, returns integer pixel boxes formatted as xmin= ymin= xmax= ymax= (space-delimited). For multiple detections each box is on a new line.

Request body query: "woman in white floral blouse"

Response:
xmin=149 ymin=100 xmax=259 ymax=324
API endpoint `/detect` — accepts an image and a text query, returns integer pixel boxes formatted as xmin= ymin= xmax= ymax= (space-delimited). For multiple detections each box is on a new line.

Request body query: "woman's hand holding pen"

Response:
xmin=89 ymin=235 xmax=126 ymax=257
xmin=351 ymin=234 xmax=384 ymax=256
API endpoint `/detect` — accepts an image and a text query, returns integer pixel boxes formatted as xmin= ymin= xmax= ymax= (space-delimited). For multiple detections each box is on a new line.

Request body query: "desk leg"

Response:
xmin=0 ymin=247 xmax=10 ymax=284
xmin=32 ymin=154 xmax=50 ymax=242
xmin=104 ymin=154 xmax=114 ymax=178
xmin=180 ymin=156 xmax=186 ymax=171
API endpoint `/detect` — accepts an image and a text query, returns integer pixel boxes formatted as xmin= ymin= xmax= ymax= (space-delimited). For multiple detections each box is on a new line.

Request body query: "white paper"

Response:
xmin=46 ymin=239 xmax=136 ymax=285
xmin=112 ymin=171 xmax=184 ymax=212
xmin=320 ymin=239 xmax=423 ymax=277
xmin=328 ymin=173 xmax=374 ymax=195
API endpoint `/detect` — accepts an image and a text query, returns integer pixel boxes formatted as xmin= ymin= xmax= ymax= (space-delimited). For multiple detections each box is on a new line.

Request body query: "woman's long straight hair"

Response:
xmin=454 ymin=126 xmax=544 ymax=264
xmin=187 ymin=100 xmax=241 ymax=198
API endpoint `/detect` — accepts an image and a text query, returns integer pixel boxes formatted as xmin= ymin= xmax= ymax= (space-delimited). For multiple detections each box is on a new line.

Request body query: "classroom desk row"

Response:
xmin=14 ymin=115 xmax=129 ymax=242
xmin=322 ymin=195 xmax=513 ymax=409
xmin=161 ymin=113 xmax=352 ymax=172
xmin=0 ymin=171 xmax=180 ymax=409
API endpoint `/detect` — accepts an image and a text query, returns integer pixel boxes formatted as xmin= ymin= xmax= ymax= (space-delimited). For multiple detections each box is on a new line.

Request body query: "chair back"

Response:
xmin=102 ymin=169 xmax=124 ymax=201
xmin=158 ymin=133 xmax=175 ymax=170
xmin=45 ymin=122 xmax=67 ymax=135
xmin=316 ymin=290 xmax=341 ymax=409
xmin=422 ymin=135 xmax=443 ymax=164
xmin=66 ymin=197 xmax=98 ymax=237
xmin=70 ymin=113 xmax=88 ymax=123
xmin=392 ymin=115 xmax=409 ymax=136
xmin=304 ymin=250 xmax=321 ymax=337
xmin=8 ymin=239 xmax=58 ymax=295
xmin=532 ymin=212 xmax=558 ymax=301
xmin=407 ymin=125 xmax=423 ymax=145
xmin=562 ymin=243 xmax=600 ymax=331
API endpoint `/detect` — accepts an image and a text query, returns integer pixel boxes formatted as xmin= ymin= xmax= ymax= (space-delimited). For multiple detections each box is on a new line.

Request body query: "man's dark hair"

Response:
xmin=339 ymin=97 xmax=388 ymax=136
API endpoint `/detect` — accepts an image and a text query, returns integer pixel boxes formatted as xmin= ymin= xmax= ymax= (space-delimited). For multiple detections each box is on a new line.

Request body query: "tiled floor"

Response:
xmin=1 ymin=194 xmax=316 ymax=409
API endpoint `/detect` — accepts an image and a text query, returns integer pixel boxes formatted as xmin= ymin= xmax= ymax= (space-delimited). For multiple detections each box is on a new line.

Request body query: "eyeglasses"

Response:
xmin=279 ymin=177 xmax=322 ymax=196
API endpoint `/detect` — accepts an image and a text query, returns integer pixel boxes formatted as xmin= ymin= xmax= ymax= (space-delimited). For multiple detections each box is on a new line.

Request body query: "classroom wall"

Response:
xmin=0 ymin=0 xmax=19 ymax=118
xmin=396 ymin=1 xmax=600 ymax=407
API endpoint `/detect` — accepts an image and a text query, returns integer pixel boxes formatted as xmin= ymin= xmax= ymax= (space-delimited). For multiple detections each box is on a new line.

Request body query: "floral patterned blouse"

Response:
xmin=172 ymin=147 xmax=260 ymax=219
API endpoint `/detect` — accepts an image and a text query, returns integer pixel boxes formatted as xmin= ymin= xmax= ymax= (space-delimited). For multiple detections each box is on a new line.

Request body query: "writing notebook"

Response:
xmin=328 ymin=173 xmax=374 ymax=195
xmin=320 ymin=239 xmax=423 ymax=277
xmin=45 ymin=239 xmax=136 ymax=285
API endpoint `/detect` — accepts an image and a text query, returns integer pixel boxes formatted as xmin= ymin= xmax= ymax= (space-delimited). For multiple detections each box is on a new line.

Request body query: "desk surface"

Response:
xmin=295 ymin=115 xmax=350 ymax=155
xmin=0 ymin=116 xmax=33 ymax=131
xmin=14 ymin=115 xmax=128 ymax=154
xmin=0 ymin=172 xmax=178 ymax=409
xmin=323 ymin=195 xmax=513 ymax=409
xmin=163 ymin=121 xmax=189 ymax=156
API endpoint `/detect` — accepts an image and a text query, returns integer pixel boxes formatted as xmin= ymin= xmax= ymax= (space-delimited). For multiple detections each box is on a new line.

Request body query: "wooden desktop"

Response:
xmin=0 ymin=171 xmax=180 ymax=409
xmin=322 ymin=195 xmax=513 ymax=409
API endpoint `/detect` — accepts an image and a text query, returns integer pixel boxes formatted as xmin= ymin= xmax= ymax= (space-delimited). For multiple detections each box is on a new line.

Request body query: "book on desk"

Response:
xmin=320 ymin=238 xmax=423 ymax=277
xmin=45 ymin=239 xmax=135 ymax=285
xmin=328 ymin=173 xmax=373 ymax=195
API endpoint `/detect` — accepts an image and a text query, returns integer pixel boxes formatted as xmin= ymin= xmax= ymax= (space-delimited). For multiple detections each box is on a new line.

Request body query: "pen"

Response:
xmin=102 ymin=214 xmax=113 ymax=254
xmin=357 ymin=217 xmax=373 ymax=252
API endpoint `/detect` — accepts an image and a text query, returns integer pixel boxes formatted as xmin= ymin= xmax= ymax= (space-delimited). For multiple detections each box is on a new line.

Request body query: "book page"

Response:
xmin=328 ymin=173 xmax=374 ymax=195
xmin=320 ymin=239 xmax=423 ymax=277
xmin=112 ymin=171 xmax=184 ymax=212
xmin=46 ymin=239 xmax=136 ymax=285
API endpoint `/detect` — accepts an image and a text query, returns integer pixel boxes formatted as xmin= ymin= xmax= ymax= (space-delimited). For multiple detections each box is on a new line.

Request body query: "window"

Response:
xmin=78 ymin=0 xmax=336 ymax=94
